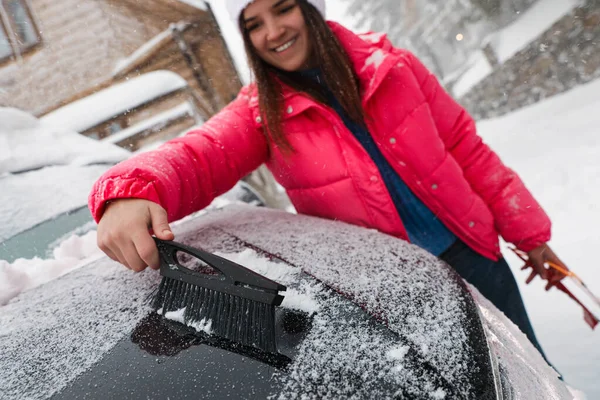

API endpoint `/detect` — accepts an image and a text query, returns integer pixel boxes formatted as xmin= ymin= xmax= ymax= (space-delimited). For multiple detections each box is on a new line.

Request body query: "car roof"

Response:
xmin=0 ymin=204 xmax=496 ymax=399
xmin=0 ymin=165 xmax=109 ymax=242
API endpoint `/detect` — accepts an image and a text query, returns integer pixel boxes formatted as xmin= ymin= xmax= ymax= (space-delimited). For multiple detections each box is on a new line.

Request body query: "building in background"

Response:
xmin=0 ymin=0 xmax=241 ymax=148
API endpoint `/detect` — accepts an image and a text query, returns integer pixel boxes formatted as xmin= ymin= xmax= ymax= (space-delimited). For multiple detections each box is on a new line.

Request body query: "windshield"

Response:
xmin=0 ymin=206 xmax=93 ymax=263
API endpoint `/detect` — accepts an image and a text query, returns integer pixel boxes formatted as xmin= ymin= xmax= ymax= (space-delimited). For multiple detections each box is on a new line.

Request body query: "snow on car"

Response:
xmin=0 ymin=107 xmax=129 ymax=240
xmin=0 ymin=204 xmax=570 ymax=399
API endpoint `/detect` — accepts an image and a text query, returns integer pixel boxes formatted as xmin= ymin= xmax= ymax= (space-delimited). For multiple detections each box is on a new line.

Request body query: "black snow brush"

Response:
xmin=151 ymin=238 xmax=287 ymax=353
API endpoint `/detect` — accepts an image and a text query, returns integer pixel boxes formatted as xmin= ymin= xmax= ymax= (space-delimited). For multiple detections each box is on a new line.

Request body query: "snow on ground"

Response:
xmin=477 ymin=78 xmax=600 ymax=398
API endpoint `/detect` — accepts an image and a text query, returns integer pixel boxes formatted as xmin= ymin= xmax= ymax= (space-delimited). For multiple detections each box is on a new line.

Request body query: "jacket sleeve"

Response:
xmin=88 ymin=91 xmax=268 ymax=223
xmin=402 ymin=50 xmax=551 ymax=252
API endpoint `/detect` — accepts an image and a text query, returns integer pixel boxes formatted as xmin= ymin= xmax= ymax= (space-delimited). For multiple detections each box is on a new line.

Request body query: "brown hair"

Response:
xmin=239 ymin=0 xmax=365 ymax=153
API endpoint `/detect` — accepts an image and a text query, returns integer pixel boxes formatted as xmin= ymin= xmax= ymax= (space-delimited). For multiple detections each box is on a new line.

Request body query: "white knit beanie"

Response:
xmin=225 ymin=0 xmax=326 ymax=23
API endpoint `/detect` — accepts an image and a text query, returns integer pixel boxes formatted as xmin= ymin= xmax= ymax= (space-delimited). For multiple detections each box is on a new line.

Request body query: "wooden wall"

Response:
xmin=121 ymin=15 xmax=242 ymax=117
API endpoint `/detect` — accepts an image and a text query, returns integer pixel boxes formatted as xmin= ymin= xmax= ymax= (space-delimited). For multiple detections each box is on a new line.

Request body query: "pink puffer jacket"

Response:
xmin=89 ymin=22 xmax=551 ymax=260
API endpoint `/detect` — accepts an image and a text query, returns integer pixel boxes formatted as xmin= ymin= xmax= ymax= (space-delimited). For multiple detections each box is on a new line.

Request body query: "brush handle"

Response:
xmin=153 ymin=237 xmax=286 ymax=305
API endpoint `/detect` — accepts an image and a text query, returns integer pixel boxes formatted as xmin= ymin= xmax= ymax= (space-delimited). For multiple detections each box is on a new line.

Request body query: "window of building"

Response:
xmin=0 ymin=26 xmax=11 ymax=59
xmin=0 ymin=0 xmax=40 ymax=63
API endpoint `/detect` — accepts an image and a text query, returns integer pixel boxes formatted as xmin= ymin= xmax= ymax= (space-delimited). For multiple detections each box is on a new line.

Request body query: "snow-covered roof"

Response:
xmin=40 ymin=71 xmax=189 ymax=133
xmin=112 ymin=23 xmax=191 ymax=78
xmin=0 ymin=107 xmax=129 ymax=174
xmin=490 ymin=0 xmax=575 ymax=64
xmin=452 ymin=0 xmax=575 ymax=96
xmin=103 ymin=102 xmax=196 ymax=145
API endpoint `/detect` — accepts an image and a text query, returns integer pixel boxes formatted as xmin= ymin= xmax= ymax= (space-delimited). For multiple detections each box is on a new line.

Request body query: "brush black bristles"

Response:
xmin=151 ymin=238 xmax=286 ymax=354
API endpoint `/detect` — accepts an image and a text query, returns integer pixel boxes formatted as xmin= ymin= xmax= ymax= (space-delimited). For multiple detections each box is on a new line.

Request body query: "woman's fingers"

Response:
xmin=98 ymin=231 xmax=129 ymax=268
xmin=121 ymin=239 xmax=149 ymax=272
xmin=543 ymin=247 xmax=569 ymax=290
xmin=527 ymin=258 xmax=548 ymax=282
xmin=525 ymin=268 xmax=538 ymax=284
xmin=133 ymin=230 xmax=161 ymax=270
xmin=111 ymin=246 xmax=131 ymax=270
xmin=525 ymin=243 xmax=570 ymax=290
xmin=526 ymin=245 xmax=550 ymax=281
xmin=96 ymin=198 xmax=171 ymax=271
xmin=149 ymin=204 xmax=174 ymax=241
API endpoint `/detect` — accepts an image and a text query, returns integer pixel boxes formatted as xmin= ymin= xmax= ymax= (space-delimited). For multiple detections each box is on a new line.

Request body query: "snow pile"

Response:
xmin=216 ymin=248 xmax=320 ymax=314
xmin=161 ymin=308 xmax=213 ymax=334
xmin=0 ymin=107 xmax=128 ymax=174
xmin=0 ymin=231 xmax=102 ymax=305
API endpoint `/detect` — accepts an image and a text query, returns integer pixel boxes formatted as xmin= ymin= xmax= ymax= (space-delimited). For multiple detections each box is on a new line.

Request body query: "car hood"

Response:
xmin=0 ymin=204 xmax=567 ymax=399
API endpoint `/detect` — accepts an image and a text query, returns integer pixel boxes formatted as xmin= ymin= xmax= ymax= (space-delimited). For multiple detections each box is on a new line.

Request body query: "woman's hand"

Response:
xmin=525 ymin=244 xmax=570 ymax=290
xmin=96 ymin=199 xmax=174 ymax=272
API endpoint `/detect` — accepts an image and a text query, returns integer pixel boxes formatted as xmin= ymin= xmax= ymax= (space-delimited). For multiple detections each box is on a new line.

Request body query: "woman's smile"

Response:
xmin=244 ymin=0 xmax=314 ymax=71
xmin=272 ymin=36 xmax=298 ymax=54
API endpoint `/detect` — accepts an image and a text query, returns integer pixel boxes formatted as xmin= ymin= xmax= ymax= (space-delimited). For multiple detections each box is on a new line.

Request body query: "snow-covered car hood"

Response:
xmin=0 ymin=204 xmax=570 ymax=399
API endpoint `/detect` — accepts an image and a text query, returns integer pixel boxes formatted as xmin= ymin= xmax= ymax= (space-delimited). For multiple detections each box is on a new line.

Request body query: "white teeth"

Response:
xmin=275 ymin=38 xmax=296 ymax=53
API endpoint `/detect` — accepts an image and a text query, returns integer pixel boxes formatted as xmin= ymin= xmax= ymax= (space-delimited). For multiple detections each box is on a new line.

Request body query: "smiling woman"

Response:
xmin=243 ymin=0 xmax=314 ymax=72
xmin=89 ymin=0 xmax=570 ymax=378
xmin=238 ymin=0 xmax=364 ymax=153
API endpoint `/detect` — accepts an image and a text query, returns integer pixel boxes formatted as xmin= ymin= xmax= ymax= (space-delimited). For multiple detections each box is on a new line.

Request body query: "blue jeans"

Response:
xmin=440 ymin=240 xmax=551 ymax=364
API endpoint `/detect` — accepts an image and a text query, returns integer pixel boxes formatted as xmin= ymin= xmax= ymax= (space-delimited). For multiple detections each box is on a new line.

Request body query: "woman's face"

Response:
xmin=243 ymin=0 xmax=314 ymax=72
